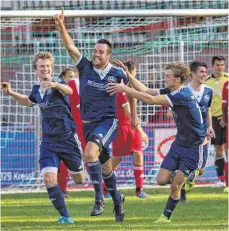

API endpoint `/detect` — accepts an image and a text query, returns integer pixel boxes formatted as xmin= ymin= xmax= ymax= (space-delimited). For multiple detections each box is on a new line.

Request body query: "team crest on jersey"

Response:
xmin=46 ymin=88 xmax=52 ymax=95
xmin=107 ymin=76 xmax=117 ymax=83
xmin=204 ymin=95 xmax=210 ymax=103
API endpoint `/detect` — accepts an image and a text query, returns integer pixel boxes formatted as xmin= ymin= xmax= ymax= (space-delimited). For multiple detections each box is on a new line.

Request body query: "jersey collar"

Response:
xmin=93 ymin=63 xmax=112 ymax=80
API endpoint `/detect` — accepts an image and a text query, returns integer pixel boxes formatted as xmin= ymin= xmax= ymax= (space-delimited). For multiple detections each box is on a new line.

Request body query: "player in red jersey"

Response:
xmin=222 ymin=80 xmax=228 ymax=192
xmin=57 ymin=67 xmax=86 ymax=198
xmin=103 ymin=61 xmax=150 ymax=198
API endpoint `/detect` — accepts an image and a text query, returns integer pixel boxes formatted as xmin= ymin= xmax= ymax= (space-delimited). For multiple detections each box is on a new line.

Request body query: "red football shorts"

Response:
xmin=112 ymin=124 xmax=142 ymax=157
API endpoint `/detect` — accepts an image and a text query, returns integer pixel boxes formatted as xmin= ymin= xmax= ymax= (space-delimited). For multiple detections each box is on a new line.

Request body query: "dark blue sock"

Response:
xmin=163 ymin=196 xmax=180 ymax=218
xmin=103 ymin=171 xmax=120 ymax=205
xmin=47 ymin=184 xmax=69 ymax=217
xmin=88 ymin=161 xmax=103 ymax=201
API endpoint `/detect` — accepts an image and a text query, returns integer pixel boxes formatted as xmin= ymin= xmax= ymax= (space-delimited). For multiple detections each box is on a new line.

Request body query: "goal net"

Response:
xmin=1 ymin=0 xmax=228 ymax=192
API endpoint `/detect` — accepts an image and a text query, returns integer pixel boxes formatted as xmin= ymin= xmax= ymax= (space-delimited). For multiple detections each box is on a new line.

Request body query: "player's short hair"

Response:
xmin=190 ymin=61 xmax=207 ymax=73
xmin=32 ymin=52 xmax=54 ymax=69
xmin=123 ymin=61 xmax=136 ymax=73
xmin=60 ymin=67 xmax=76 ymax=78
xmin=212 ymin=56 xmax=225 ymax=65
xmin=96 ymin=39 xmax=112 ymax=54
xmin=166 ymin=62 xmax=190 ymax=83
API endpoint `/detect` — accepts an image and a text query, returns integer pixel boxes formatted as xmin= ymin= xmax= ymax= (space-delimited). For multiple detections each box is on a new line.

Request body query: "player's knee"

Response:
xmin=84 ymin=149 xmax=97 ymax=162
xmin=102 ymin=161 xmax=112 ymax=176
xmin=157 ymin=175 xmax=168 ymax=186
xmin=72 ymin=173 xmax=84 ymax=184
xmin=170 ymin=182 xmax=182 ymax=195
xmin=199 ymin=168 xmax=205 ymax=176
xmin=215 ymin=145 xmax=225 ymax=156
xmin=43 ymin=173 xmax=57 ymax=186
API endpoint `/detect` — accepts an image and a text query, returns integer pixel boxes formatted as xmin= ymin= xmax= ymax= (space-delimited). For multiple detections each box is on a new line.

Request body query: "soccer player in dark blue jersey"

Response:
xmin=54 ymin=9 xmax=130 ymax=222
xmin=1 ymin=52 xmax=84 ymax=224
xmin=107 ymin=61 xmax=207 ymax=223
xmin=178 ymin=61 xmax=214 ymax=202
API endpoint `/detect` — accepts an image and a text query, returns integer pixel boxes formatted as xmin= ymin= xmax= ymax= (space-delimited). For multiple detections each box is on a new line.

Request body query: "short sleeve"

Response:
xmin=158 ymin=88 xmax=170 ymax=95
xmin=119 ymin=68 xmax=128 ymax=85
xmin=28 ymin=87 xmax=36 ymax=104
xmin=222 ymin=81 xmax=228 ymax=109
xmin=117 ymin=93 xmax=129 ymax=107
xmin=208 ymin=89 xmax=213 ymax=108
xmin=52 ymin=76 xmax=66 ymax=85
xmin=165 ymin=92 xmax=185 ymax=108
xmin=68 ymin=79 xmax=80 ymax=107
xmin=76 ymin=55 xmax=91 ymax=73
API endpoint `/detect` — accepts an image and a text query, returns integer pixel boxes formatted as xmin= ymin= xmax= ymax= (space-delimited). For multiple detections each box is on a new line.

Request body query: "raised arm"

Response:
xmin=53 ymin=8 xmax=81 ymax=63
xmin=1 ymin=82 xmax=33 ymax=107
xmin=113 ymin=60 xmax=158 ymax=96
xmin=107 ymin=82 xmax=169 ymax=105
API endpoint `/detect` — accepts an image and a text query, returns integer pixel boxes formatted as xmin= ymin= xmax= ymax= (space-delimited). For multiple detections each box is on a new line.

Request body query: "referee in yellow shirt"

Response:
xmin=205 ymin=56 xmax=228 ymax=186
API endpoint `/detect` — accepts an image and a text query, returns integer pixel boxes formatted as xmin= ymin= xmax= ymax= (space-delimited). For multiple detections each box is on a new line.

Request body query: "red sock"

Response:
xmin=133 ymin=166 xmax=144 ymax=193
xmin=224 ymin=162 xmax=228 ymax=187
xmin=57 ymin=162 xmax=69 ymax=193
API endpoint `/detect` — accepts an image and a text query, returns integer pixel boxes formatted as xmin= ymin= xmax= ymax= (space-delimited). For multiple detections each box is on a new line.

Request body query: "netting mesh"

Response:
xmin=1 ymin=0 xmax=228 ymax=191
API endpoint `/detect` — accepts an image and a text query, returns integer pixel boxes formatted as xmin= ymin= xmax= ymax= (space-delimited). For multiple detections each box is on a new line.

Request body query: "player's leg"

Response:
xmin=224 ymin=126 xmax=228 ymax=192
xmin=180 ymin=143 xmax=208 ymax=203
xmin=132 ymin=151 xmax=150 ymax=198
xmin=212 ymin=117 xmax=226 ymax=186
xmin=99 ymin=118 xmax=124 ymax=222
xmin=102 ymin=156 xmax=122 ymax=198
xmin=57 ymin=162 xmax=70 ymax=198
xmin=102 ymin=156 xmax=125 ymax=222
xmin=39 ymin=145 xmax=73 ymax=224
xmin=155 ymin=142 xmax=185 ymax=223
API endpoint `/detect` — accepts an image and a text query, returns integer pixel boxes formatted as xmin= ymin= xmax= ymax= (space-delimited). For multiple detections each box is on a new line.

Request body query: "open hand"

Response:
xmin=106 ymin=79 xmax=126 ymax=95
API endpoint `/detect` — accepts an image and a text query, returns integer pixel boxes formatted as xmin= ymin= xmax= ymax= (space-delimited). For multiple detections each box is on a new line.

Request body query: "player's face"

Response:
xmin=192 ymin=66 xmax=208 ymax=84
xmin=63 ymin=71 xmax=76 ymax=84
xmin=213 ymin=60 xmax=225 ymax=74
xmin=164 ymin=69 xmax=178 ymax=89
xmin=35 ymin=59 xmax=53 ymax=81
xmin=92 ymin=43 xmax=111 ymax=69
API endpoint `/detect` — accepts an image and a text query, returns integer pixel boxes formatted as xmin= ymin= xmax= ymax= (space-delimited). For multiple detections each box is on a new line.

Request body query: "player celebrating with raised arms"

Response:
xmin=53 ymin=8 xmax=132 ymax=222
xmin=1 ymin=52 xmax=84 ymax=224
xmin=107 ymin=61 xmax=207 ymax=223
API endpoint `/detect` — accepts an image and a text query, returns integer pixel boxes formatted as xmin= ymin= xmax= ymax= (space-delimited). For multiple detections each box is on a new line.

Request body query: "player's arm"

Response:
xmin=107 ymin=82 xmax=169 ymax=105
xmin=166 ymin=109 xmax=174 ymax=120
xmin=113 ymin=59 xmax=158 ymax=96
xmin=40 ymin=81 xmax=73 ymax=95
xmin=53 ymin=8 xmax=81 ymax=63
xmin=1 ymin=82 xmax=33 ymax=107
xmin=123 ymin=102 xmax=148 ymax=142
xmin=222 ymin=82 xmax=228 ymax=124
xmin=207 ymin=109 xmax=215 ymax=138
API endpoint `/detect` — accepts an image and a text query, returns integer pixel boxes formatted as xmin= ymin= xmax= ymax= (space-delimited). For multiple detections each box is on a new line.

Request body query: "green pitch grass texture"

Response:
xmin=1 ymin=188 xmax=228 ymax=231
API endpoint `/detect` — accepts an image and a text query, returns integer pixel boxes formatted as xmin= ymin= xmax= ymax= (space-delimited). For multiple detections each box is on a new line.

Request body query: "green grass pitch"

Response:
xmin=1 ymin=187 xmax=228 ymax=231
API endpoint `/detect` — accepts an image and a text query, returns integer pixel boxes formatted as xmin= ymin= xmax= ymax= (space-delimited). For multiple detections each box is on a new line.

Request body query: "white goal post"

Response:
xmin=1 ymin=9 xmax=228 ymax=18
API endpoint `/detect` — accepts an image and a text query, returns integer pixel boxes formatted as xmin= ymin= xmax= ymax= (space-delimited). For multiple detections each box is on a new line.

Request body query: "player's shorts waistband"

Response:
xmin=83 ymin=116 xmax=116 ymax=124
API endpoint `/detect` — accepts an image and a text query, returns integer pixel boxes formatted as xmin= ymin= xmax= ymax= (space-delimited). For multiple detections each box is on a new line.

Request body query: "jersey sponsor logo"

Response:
xmin=204 ymin=94 xmax=210 ymax=103
xmin=191 ymin=95 xmax=195 ymax=100
xmin=87 ymin=80 xmax=107 ymax=91
xmin=107 ymin=76 xmax=117 ymax=83
xmin=38 ymin=101 xmax=53 ymax=109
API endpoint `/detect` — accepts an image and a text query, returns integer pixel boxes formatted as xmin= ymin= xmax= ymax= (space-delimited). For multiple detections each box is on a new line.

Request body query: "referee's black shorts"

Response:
xmin=211 ymin=116 xmax=226 ymax=145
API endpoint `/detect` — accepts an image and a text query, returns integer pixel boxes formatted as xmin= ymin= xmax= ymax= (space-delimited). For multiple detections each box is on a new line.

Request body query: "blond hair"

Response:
xmin=166 ymin=62 xmax=190 ymax=83
xmin=32 ymin=52 xmax=54 ymax=69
